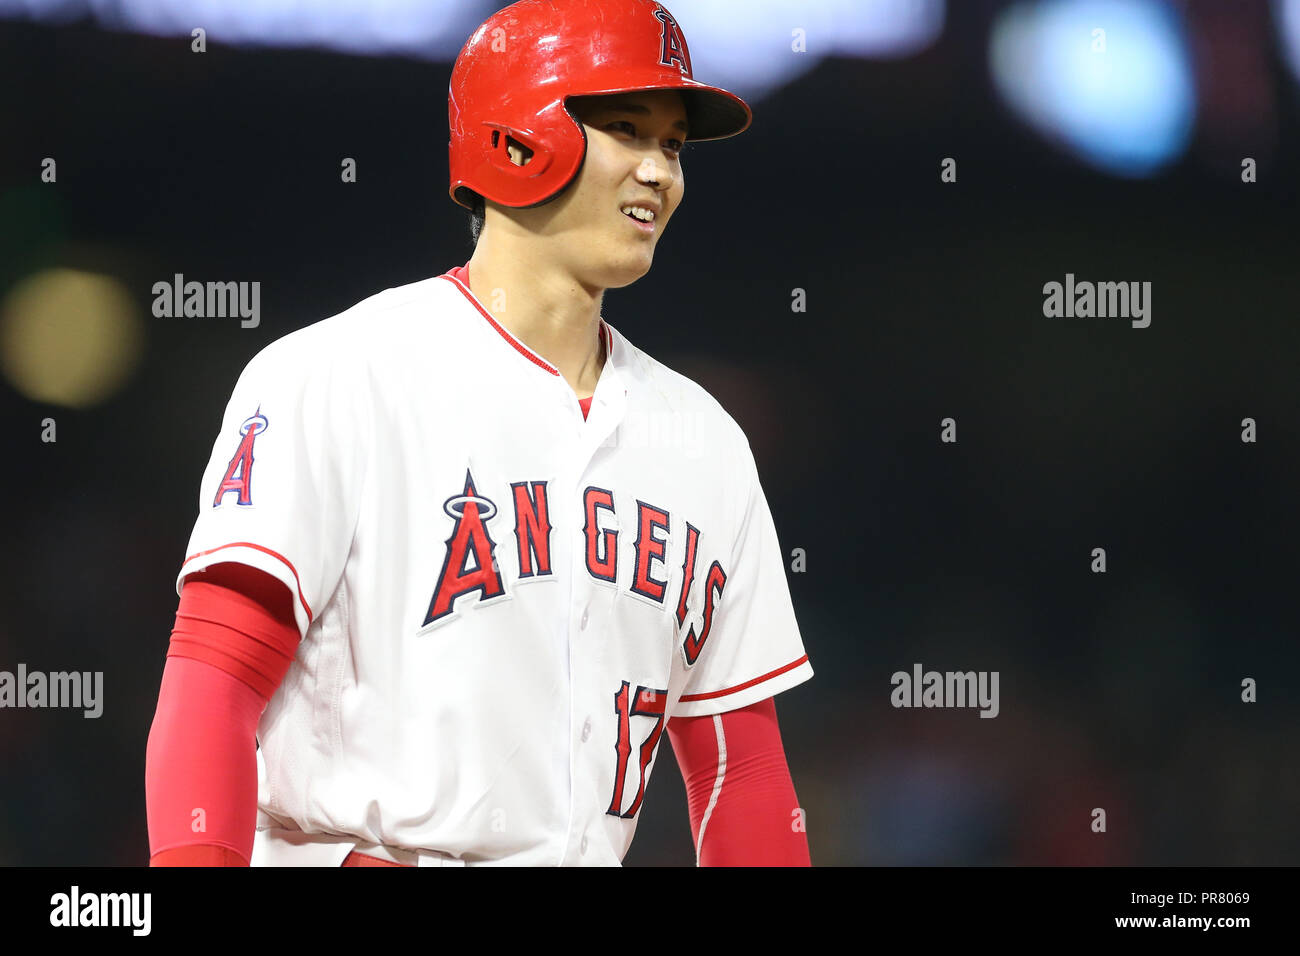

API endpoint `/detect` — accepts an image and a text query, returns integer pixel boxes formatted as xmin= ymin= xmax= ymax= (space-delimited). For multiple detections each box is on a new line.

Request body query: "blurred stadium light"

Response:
xmin=0 ymin=0 xmax=489 ymax=58
xmin=0 ymin=0 xmax=946 ymax=99
xmin=679 ymin=0 xmax=945 ymax=95
xmin=989 ymin=0 xmax=1196 ymax=177
xmin=1276 ymin=0 xmax=1300 ymax=82
xmin=0 ymin=268 xmax=144 ymax=409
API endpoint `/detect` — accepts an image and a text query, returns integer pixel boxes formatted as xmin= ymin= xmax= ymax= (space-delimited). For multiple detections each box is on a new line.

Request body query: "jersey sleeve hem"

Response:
xmin=673 ymin=655 xmax=813 ymax=719
xmin=176 ymin=542 xmax=314 ymax=639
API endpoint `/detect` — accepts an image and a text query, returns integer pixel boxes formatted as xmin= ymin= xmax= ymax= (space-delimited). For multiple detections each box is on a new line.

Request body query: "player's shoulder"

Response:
xmin=236 ymin=275 xmax=452 ymax=378
xmin=608 ymin=324 xmax=753 ymax=457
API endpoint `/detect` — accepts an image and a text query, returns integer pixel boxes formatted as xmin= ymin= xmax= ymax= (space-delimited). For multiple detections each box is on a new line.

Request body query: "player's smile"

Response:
xmin=619 ymin=200 xmax=659 ymax=235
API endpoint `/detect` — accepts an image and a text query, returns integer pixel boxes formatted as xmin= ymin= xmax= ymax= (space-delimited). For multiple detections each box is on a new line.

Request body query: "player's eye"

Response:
xmin=606 ymin=120 xmax=685 ymax=158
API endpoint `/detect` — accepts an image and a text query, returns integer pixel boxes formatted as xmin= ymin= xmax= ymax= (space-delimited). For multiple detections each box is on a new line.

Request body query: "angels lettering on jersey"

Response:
xmin=420 ymin=468 xmax=725 ymax=670
xmin=207 ymin=413 xmax=729 ymax=673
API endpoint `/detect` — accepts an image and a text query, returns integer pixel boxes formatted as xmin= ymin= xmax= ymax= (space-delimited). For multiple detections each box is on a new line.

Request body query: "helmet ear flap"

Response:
xmin=482 ymin=124 xmax=553 ymax=179
xmin=464 ymin=104 xmax=585 ymax=209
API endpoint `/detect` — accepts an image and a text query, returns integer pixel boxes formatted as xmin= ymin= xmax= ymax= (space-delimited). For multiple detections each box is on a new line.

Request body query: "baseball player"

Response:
xmin=145 ymin=0 xmax=813 ymax=867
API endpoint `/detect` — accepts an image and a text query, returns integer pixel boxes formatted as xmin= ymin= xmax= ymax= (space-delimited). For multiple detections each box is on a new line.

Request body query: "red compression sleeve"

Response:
xmin=165 ymin=562 xmax=302 ymax=699
xmin=666 ymin=696 xmax=811 ymax=866
xmin=145 ymin=564 xmax=301 ymax=866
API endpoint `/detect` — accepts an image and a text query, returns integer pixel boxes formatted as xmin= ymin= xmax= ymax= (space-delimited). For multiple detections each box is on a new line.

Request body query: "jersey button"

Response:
xmin=580 ymin=836 xmax=589 ymax=855
xmin=581 ymin=717 xmax=592 ymax=742
xmin=579 ymin=607 xmax=589 ymax=630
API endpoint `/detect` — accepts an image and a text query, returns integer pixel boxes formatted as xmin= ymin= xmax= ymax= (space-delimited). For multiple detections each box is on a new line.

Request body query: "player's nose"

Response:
xmin=634 ymin=156 xmax=675 ymax=192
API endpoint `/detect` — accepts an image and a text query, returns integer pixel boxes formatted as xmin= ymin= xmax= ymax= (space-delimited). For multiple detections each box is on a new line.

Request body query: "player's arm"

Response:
xmin=665 ymin=695 xmax=810 ymax=866
xmin=152 ymin=328 xmax=366 ymax=864
xmin=145 ymin=562 xmax=301 ymax=866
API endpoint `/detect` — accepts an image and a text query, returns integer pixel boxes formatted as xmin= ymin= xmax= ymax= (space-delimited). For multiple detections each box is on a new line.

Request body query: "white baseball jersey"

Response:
xmin=176 ymin=265 xmax=813 ymax=866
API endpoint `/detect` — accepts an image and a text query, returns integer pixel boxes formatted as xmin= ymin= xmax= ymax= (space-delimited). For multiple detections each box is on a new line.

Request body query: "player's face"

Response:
xmin=549 ymin=90 xmax=689 ymax=288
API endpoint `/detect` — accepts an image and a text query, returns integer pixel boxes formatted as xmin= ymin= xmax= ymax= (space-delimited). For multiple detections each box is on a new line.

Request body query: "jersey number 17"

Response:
xmin=606 ymin=681 xmax=668 ymax=819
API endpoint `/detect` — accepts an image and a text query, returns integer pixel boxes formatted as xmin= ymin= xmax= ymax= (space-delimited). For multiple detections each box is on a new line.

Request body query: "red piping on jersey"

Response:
xmin=440 ymin=265 xmax=614 ymax=376
xmin=440 ymin=267 xmax=558 ymax=376
xmin=679 ymin=654 xmax=809 ymax=703
xmin=181 ymin=542 xmax=313 ymax=623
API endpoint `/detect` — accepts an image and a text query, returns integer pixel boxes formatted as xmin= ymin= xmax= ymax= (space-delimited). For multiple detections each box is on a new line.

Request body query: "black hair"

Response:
xmin=468 ymin=192 xmax=486 ymax=247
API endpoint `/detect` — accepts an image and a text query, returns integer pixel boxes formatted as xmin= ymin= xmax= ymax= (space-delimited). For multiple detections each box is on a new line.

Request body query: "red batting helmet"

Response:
xmin=448 ymin=0 xmax=752 ymax=210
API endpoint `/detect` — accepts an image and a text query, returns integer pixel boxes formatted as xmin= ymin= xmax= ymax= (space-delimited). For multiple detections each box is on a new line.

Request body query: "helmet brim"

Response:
xmin=565 ymin=82 xmax=752 ymax=142
xmin=678 ymin=83 xmax=753 ymax=141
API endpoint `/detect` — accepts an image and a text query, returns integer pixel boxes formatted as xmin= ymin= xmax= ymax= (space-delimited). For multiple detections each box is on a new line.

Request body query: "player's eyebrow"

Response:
xmin=600 ymin=101 xmax=690 ymax=135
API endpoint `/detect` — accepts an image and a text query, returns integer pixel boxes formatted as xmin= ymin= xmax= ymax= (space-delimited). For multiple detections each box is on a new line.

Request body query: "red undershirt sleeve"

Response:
xmin=665 ymin=696 xmax=811 ymax=866
xmin=145 ymin=563 xmax=301 ymax=866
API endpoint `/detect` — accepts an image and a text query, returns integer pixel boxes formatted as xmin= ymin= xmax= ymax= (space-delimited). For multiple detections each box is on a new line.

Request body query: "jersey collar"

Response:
xmin=440 ymin=264 xmax=620 ymax=384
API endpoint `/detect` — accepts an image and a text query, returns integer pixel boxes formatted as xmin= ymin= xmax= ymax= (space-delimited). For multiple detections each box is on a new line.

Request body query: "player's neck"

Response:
xmin=464 ymin=246 xmax=606 ymax=399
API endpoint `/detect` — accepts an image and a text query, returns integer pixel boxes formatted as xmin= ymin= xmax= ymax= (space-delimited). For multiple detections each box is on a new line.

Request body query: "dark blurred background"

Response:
xmin=1 ymin=0 xmax=1297 ymax=866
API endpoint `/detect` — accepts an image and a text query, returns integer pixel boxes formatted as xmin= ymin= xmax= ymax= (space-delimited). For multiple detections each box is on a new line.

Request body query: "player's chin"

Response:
xmin=599 ymin=248 xmax=657 ymax=288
